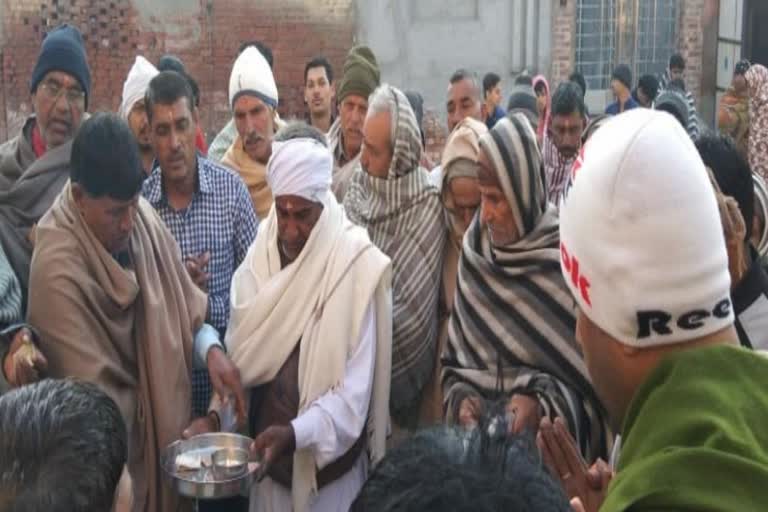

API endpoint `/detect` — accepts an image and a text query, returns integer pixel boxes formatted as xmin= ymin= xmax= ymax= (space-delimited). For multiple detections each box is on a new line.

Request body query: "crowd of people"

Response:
xmin=1 ymin=22 xmax=768 ymax=512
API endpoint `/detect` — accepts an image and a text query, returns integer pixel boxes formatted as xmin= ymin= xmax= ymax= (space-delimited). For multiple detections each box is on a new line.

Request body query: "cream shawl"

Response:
xmin=221 ymin=135 xmax=274 ymax=220
xmin=227 ymin=192 xmax=392 ymax=511
xmin=28 ymin=183 xmax=208 ymax=512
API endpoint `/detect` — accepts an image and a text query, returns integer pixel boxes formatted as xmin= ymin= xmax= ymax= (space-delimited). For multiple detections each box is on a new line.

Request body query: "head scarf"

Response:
xmin=440 ymin=117 xmax=487 ymax=247
xmin=746 ymin=64 xmax=768 ymax=182
xmin=119 ymin=56 xmax=159 ymax=119
xmin=443 ymin=112 xmax=607 ymax=461
xmin=266 ymin=138 xmax=332 ymax=203
xmin=532 ymin=75 xmax=551 ymax=143
xmin=343 ymin=84 xmax=446 ymax=419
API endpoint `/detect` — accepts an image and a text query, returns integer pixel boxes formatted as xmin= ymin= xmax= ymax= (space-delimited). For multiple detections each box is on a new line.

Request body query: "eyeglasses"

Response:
xmin=39 ymin=80 xmax=86 ymax=107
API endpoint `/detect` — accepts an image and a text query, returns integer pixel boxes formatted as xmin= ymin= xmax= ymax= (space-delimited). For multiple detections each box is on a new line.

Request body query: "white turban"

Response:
xmin=229 ymin=46 xmax=278 ymax=110
xmin=266 ymin=138 xmax=332 ymax=202
xmin=119 ymin=56 xmax=158 ymax=119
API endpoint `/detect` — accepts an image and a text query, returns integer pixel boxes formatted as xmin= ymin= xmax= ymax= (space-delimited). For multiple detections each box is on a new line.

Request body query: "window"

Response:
xmin=577 ymin=0 xmax=679 ymax=90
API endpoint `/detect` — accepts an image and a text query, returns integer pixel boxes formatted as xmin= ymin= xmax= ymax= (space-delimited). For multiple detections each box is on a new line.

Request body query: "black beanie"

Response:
xmin=612 ymin=64 xmax=632 ymax=90
xmin=30 ymin=24 xmax=91 ymax=109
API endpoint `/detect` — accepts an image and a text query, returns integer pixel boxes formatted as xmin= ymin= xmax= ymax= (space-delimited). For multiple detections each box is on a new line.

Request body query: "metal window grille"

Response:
xmin=576 ymin=0 xmax=678 ymax=90
xmin=576 ymin=0 xmax=618 ymax=90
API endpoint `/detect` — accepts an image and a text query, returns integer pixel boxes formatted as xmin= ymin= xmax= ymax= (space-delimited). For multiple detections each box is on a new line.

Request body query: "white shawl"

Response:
xmin=227 ymin=192 xmax=392 ymax=511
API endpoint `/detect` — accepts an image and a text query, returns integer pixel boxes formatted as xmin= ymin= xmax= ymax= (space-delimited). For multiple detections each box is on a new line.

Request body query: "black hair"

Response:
xmin=735 ymin=59 xmax=751 ymax=76
xmin=515 ymin=74 xmax=533 ymax=86
xmin=534 ymin=81 xmax=547 ymax=95
xmin=304 ymin=56 xmax=334 ymax=84
xmin=669 ymin=78 xmax=687 ymax=92
xmin=351 ymin=426 xmax=571 ymax=512
xmin=145 ymin=70 xmax=195 ymax=124
xmin=449 ymin=69 xmax=482 ymax=99
xmin=696 ymin=134 xmax=754 ymax=241
xmin=551 ymin=81 xmax=586 ymax=118
xmin=638 ymin=74 xmax=660 ymax=102
xmin=156 ymin=55 xmax=200 ymax=107
xmin=237 ymin=40 xmax=274 ymax=68
xmin=0 ymin=379 xmax=127 ymax=512
xmin=569 ymin=71 xmax=587 ymax=98
xmin=669 ymin=53 xmax=686 ymax=71
xmin=70 ymin=112 xmax=144 ymax=201
xmin=483 ymin=72 xmax=502 ymax=96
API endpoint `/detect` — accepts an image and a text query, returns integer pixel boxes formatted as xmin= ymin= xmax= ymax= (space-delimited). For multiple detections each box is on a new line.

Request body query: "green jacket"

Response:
xmin=602 ymin=345 xmax=768 ymax=511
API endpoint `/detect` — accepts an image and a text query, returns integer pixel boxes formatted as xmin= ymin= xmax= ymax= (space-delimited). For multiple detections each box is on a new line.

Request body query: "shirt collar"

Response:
xmin=145 ymin=153 xmax=210 ymax=206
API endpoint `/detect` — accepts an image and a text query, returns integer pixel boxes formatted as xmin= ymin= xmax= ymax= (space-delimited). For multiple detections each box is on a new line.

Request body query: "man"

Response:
xmin=1 ymin=244 xmax=47 ymax=392
xmin=654 ymin=87 xmax=690 ymax=133
xmin=327 ymin=45 xmax=381 ymax=201
xmin=541 ymin=109 xmax=768 ymax=511
xmin=194 ymin=122 xmax=392 ymax=511
xmin=660 ymin=54 xmax=700 ymax=140
xmin=442 ymin=113 xmax=607 ymax=463
xmin=208 ymin=41 xmax=275 ymax=162
xmin=447 ymin=69 xmax=484 ymax=133
xmin=605 ymin=64 xmax=638 ymax=115
xmin=304 ymin=56 xmax=336 ymax=133
xmin=220 ymin=46 xmax=279 ymax=220
xmin=352 ymin=428 xmax=571 ymax=512
xmin=142 ymin=71 xmax=258 ymax=417
xmin=0 ymin=24 xmax=90 ymax=299
xmin=120 ymin=56 xmax=159 ymax=174
xmin=483 ymin=72 xmax=505 ymax=129
xmin=543 ymin=82 xmax=587 ymax=202
xmin=27 ymin=113 xmax=245 ymax=512
xmin=344 ymin=84 xmax=445 ymax=428
xmin=634 ymin=74 xmax=659 ymax=108
xmin=0 ymin=379 xmax=127 ymax=512
xmin=430 ymin=69 xmax=486 ymax=186
xmin=718 ymin=59 xmax=751 ymax=159
xmin=696 ymin=134 xmax=768 ymax=350
xmin=156 ymin=55 xmax=208 ymax=156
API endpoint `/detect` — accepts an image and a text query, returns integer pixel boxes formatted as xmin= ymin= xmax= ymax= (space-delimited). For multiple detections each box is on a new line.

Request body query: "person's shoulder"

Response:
xmin=200 ymin=157 xmax=246 ymax=188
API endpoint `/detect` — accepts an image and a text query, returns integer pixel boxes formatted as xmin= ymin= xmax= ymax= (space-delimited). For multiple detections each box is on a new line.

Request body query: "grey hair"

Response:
xmin=273 ymin=120 xmax=328 ymax=147
xmin=366 ymin=83 xmax=398 ymax=143
xmin=0 ymin=378 xmax=127 ymax=512
xmin=449 ymin=68 xmax=482 ymax=100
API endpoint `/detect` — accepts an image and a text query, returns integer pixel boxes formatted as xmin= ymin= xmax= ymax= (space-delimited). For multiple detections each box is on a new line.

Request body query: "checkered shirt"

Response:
xmin=142 ymin=155 xmax=258 ymax=416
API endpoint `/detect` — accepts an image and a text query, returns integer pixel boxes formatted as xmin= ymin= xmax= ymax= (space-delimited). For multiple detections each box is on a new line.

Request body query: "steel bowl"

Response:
xmin=161 ymin=433 xmax=258 ymax=500
xmin=212 ymin=448 xmax=248 ymax=480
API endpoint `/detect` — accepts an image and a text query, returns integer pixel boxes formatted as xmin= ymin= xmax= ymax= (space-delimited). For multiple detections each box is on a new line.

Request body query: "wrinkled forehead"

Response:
xmin=447 ymin=78 xmax=479 ymax=103
xmin=40 ymin=70 xmax=82 ymax=90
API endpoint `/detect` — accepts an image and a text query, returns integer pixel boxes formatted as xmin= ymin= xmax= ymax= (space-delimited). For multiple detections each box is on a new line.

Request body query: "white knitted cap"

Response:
xmin=228 ymin=46 xmax=278 ymax=110
xmin=559 ymin=109 xmax=733 ymax=347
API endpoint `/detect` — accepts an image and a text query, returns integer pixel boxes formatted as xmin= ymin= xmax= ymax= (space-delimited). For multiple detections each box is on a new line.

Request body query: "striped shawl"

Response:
xmin=442 ymin=114 xmax=608 ymax=461
xmin=344 ymin=85 xmax=445 ymax=421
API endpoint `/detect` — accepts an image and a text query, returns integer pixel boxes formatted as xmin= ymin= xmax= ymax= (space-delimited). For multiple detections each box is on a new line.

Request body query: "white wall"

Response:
xmin=355 ymin=0 xmax=553 ymax=126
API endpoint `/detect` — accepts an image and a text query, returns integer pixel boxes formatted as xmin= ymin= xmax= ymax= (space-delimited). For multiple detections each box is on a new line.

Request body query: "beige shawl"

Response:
xmin=27 ymin=183 xmax=208 ymax=512
xmin=227 ymin=192 xmax=392 ymax=511
xmin=221 ymin=135 xmax=274 ymax=220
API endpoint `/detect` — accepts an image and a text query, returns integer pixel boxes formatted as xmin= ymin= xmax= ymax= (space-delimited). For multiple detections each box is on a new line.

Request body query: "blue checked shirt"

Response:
xmin=143 ymin=155 xmax=258 ymax=415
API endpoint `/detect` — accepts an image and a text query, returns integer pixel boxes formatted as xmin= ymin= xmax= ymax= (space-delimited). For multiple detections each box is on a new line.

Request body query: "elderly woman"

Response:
xmin=442 ymin=113 xmax=608 ymax=463
xmin=746 ymin=64 xmax=768 ymax=182
xmin=419 ymin=117 xmax=487 ymax=423
xmin=718 ymin=59 xmax=751 ymax=160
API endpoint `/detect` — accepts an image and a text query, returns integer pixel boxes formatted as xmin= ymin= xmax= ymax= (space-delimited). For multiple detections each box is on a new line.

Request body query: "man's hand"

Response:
xmin=182 ymin=412 xmax=219 ymax=439
xmin=3 ymin=328 xmax=48 ymax=387
xmin=250 ymin=425 xmax=296 ymax=480
xmin=185 ymin=252 xmax=210 ymax=292
xmin=458 ymin=395 xmax=483 ymax=429
xmin=206 ymin=347 xmax=246 ymax=427
xmin=507 ymin=393 xmax=543 ymax=436
xmin=537 ymin=416 xmax=611 ymax=512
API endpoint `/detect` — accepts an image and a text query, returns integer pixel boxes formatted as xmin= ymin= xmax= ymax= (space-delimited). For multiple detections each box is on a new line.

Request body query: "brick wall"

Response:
xmin=549 ymin=0 xmax=577 ymax=89
xmin=0 ymin=0 xmax=355 ymax=143
xmin=678 ymin=0 xmax=705 ymax=101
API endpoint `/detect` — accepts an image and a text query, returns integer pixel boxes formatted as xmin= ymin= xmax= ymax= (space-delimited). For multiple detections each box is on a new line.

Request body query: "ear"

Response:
xmin=480 ymin=103 xmax=489 ymax=122
xmin=192 ymin=105 xmax=200 ymax=126
xmin=71 ymin=183 xmax=85 ymax=210
xmin=330 ymin=83 xmax=336 ymax=101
